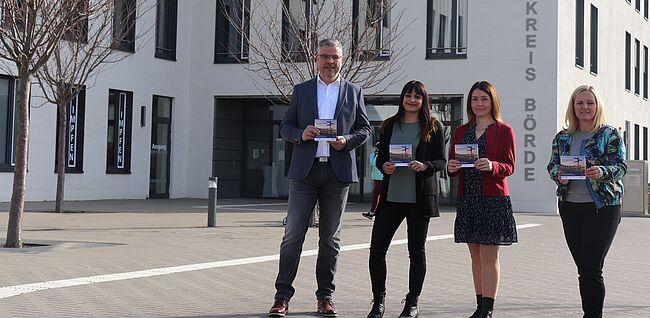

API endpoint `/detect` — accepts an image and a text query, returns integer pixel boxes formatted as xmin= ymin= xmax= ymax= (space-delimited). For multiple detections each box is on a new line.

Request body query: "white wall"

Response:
xmin=0 ymin=0 xmax=196 ymax=201
xmin=4 ymin=0 xmax=648 ymax=209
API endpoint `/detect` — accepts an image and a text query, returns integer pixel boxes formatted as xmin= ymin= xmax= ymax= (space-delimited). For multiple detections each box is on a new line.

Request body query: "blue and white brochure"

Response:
xmin=314 ymin=119 xmax=337 ymax=141
xmin=560 ymin=155 xmax=587 ymax=180
xmin=389 ymin=144 xmax=412 ymax=167
xmin=455 ymin=144 xmax=479 ymax=168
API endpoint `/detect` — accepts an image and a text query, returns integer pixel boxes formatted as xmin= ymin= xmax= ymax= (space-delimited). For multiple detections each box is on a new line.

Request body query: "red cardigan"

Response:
xmin=449 ymin=122 xmax=516 ymax=196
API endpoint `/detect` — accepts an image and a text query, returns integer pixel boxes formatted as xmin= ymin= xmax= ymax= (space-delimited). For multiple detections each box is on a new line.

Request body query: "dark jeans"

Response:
xmin=369 ymin=201 xmax=430 ymax=298
xmin=559 ymin=202 xmax=621 ymax=318
xmin=371 ymin=180 xmax=382 ymax=212
xmin=274 ymin=161 xmax=349 ymax=301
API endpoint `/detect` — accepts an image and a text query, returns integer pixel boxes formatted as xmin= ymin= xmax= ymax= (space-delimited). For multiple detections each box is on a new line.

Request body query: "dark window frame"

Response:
xmin=634 ymin=124 xmax=640 ymax=160
xmin=214 ymin=0 xmax=251 ymax=64
xmin=0 ymin=74 xmax=16 ymax=172
xmin=636 ymin=0 xmax=641 ymax=12
xmin=643 ymin=126 xmax=648 ymax=160
xmin=589 ymin=4 xmax=597 ymax=74
xmin=643 ymin=45 xmax=648 ymax=99
xmin=645 ymin=0 xmax=649 ymax=19
xmin=55 ymin=88 xmax=86 ymax=173
xmin=155 ymin=0 xmax=178 ymax=61
xmin=112 ymin=0 xmax=137 ymax=53
xmin=106 ymin=89 xmax=133 ymax=174
xmin=634 ymin=39 xmax=641 ymax=96
xmin=575 ymin=0 xmax=584 ymax=68
xmin=426 ymin=0 xmax=467 ymax=60
xmin=281 ymin=0 xmax=315 ymax=63
xmin=149 ymin=94 xmax=173 ymax=198
xmin=626 ymin=32 xmax=631 ymax=91
xmin=62 ymin=0 xmax=89 ymax=43
xmin=352 ymin=0 xmax=392 ymax=61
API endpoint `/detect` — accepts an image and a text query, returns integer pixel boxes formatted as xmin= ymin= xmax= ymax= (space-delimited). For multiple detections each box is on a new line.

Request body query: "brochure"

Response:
xmin=314 ymin=119 xmax=337 ymax=141
xmin=389 ymin=144 xmax=412 ymax=167
xmin=455 ymin=144 xmax=479 ymax=168
xmin=560 ymin=155 xmax=587 ymax=180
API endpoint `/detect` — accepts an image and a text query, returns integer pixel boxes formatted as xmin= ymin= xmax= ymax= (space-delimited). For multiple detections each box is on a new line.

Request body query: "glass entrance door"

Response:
xmin=149 ymin=95 xmax=172 ymax=198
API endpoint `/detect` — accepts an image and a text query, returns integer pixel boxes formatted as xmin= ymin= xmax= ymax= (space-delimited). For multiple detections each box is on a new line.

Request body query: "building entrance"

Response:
xmin=213 ymin=94 xmax=463 ymax=203
xmin=149 ymin=95 xmax=172 ymax=198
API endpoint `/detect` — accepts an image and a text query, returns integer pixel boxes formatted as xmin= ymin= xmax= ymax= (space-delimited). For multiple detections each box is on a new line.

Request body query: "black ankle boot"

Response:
xmin=366 ymin=292 xmax=385 ymax=318
xmin=469 ymin=295 xmax=482 ymax=318
xmin=398 ymin=294 xmax=418 ymax=318
xmin=480 ymin=297 xmax=494 ymax=318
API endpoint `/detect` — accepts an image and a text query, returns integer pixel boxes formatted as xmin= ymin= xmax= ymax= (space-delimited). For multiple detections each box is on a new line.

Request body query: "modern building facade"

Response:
xmin=1 ymin=0 xmax=648 ymax=213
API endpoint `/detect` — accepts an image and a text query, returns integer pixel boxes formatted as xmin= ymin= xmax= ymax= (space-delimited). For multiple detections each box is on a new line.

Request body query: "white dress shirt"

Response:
xmin=315 ymin=74 xmax=341 ymax=158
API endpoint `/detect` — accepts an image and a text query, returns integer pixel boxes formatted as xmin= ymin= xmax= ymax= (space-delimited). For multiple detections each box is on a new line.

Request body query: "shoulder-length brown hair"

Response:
xmin=466 ymin=81 xmax=503 ymax=125
xmin=380 ymin=80 xmax=439 ymax=142
xmin=564 ymin=85 xmax=606 ymax=133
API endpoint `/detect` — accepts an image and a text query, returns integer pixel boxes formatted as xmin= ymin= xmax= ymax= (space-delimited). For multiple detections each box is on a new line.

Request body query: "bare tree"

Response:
xmin=217 ymin=0 xmax=413 ymax=103
xmin=0 ymin=0 xmax=84 ymax=247
xmin=35 ymin=0 xmax=152 ymax=213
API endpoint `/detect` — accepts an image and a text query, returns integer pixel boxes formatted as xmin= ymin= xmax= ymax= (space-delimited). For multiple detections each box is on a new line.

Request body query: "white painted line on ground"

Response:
xmin=0 ymin=223 xmax=541 ymax=299
xmin=192 ymin=202 xmax=289 ymax=209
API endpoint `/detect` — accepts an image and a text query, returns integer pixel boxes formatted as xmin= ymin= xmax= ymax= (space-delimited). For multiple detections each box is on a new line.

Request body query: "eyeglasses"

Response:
xmin=317 ymin=54 xmax=342 ymax=61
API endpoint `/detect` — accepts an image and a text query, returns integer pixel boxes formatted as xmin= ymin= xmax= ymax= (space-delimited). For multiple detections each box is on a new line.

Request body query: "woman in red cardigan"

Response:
xmin=447 ymin=81 xmax=517 ymax=318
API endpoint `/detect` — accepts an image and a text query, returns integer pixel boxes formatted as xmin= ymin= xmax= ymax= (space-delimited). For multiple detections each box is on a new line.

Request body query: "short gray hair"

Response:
xmin=318 ymin=38 xmax=342 ymax=51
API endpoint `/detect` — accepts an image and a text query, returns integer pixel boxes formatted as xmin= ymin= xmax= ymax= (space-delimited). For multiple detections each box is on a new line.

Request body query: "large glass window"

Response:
xmin=55 ymin=88 xmax=85 ymax=173
xmin=0 ymin=75 xmax=16 ymax=171
xmin=635 ymin=124 xmax=640 ymax=160
xmin=626 ymin=32 xmax=631 ymax=91
xmin=634 ymin=39 xmax=641 ymax=95
xmin=281 ymin=0 xmax=315 ymax=62
xmin=575 ymin=0 xmax=584 ymax=68
xmin=643 ymin=127 xmax=648 ymax=160
xmin=353 ymin=0 xmax=391 ymax=59
xmin=62 ymin=0 xmax=89 ymax=43
xmin=106 ymin=89 xmax=133 ymax=174
xmin=643 ymin=45 xmax=648 ymax=99
xmin=426 ymin=0 xmax=467 ymax=59
xmin=113 ymin=0 xmax=136 ymax=52
xmin=589 ymin=4 xmax=597 ymax=74
xmin=155 ymin=0 xmax=177 ymax=60
xmin=215 ymin=0 xmax=250 ymax=63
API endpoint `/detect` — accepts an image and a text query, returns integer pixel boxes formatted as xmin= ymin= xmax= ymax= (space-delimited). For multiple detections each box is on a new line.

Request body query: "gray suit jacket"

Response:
xmin=280 ymin=77 xmax=371 ymax=183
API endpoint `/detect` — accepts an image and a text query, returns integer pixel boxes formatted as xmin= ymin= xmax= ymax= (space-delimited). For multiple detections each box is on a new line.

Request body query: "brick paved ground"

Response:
xmin=0 ymin=199 xmax=649 ymax=317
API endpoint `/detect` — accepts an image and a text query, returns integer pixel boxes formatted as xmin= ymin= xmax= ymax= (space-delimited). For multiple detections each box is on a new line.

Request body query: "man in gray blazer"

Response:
xmin=269 ymin=38 xmax=371 ymax=317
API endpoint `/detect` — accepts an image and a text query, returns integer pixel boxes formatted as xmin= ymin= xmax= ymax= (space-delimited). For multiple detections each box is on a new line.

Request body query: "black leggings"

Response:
xmin=368 ymin=201 xmax=430 ymax=297
xmin=559 ymin=202 xmax=621 ymax=318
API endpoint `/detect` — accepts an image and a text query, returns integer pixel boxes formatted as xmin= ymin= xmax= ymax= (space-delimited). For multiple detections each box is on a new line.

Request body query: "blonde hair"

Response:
xmin=564 ymin=85 xmax=606 ymax=133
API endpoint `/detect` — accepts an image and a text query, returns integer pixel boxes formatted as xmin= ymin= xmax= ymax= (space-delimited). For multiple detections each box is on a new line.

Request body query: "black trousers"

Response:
xmin=559 ymin=202 xmax=621 ymax=318
xmin=368 ymin=201 xmax=430 ymax=297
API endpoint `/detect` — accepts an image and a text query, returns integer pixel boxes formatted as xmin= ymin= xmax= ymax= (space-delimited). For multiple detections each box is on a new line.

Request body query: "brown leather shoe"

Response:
xmin=268 ymin=299 xmax=289 ymax=317
xmin=317 ymin=299 xmax=338 ymax=317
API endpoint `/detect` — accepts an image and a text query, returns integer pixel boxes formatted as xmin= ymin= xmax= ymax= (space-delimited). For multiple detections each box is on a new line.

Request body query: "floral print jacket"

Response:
xmin=547 ymin=125 xmax=627 ymax=208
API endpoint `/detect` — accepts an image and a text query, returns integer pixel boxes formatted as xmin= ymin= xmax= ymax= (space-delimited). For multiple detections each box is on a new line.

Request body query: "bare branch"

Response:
xmin=218 ymin=0 xmax=413 ymax=103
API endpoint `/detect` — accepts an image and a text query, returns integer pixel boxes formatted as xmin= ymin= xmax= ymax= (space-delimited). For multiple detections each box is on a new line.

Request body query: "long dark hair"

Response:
xmin=380 ymin=80 xmax=439 ymax=142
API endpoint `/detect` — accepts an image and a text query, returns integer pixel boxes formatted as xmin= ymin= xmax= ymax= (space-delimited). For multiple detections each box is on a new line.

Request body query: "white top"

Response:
xmin=315 ymin=74 xmax=341 ymax=158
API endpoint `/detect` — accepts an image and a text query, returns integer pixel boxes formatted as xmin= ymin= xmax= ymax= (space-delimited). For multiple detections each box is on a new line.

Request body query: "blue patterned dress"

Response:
xmin=454 ymin=124 xmax=518 ymax=245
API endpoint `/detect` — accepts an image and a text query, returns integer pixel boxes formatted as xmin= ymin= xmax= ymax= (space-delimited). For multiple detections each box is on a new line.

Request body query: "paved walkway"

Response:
xmin=0 ymin=199 xmax=649 ymax=317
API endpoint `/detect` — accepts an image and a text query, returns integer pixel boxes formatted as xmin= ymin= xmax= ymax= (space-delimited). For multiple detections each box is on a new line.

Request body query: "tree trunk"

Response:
xmin=5 ymin=73 xmax=31 ymax=248
xmin=55 ymin=102 xmax=67 ymax=213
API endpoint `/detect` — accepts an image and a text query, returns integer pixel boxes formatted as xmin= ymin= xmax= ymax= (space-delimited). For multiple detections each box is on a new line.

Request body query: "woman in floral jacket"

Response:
xmin=547 ymin=85 xmax=626 ymax=318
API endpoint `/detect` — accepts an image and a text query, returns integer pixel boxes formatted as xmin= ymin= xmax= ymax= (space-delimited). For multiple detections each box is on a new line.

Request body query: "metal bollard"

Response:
xmin=208 ymin=176 xmax=218 ymax=227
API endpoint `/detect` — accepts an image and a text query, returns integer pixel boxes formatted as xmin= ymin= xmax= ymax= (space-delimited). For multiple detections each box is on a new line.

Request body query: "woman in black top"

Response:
xmin=366 ymin=80 xmax=446 ymax=318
